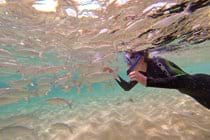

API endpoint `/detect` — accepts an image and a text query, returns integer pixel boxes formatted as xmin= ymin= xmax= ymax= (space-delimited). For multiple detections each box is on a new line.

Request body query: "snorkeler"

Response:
xmin=104 ymin=49 xmax=210 ymax=109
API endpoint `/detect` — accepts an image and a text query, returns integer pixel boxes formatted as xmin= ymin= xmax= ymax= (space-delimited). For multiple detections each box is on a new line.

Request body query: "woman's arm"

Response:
xmin=148 ymin=74 xmax=210 ymax=109
xmin=128 ymin=70 xmax=190 ymax=89
xmin=147 ymin=74 xmax=189 ymax=89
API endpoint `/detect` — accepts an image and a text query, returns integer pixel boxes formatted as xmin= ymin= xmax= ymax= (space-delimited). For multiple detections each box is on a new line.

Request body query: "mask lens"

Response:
xmin=126 ymin=53 xmax=142 ymax=74
xmin=124 ymin=53 xmax=133 ymax=65
xmin=124 ymin=51 xmax=142 ymax=65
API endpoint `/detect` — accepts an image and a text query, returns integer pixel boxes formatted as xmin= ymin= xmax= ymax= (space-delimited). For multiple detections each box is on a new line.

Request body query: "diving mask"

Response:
xmin=124 ymin=51 xmax=143 ymax=75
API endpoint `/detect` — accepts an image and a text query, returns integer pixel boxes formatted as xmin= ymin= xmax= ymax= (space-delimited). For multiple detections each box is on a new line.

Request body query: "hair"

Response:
xmin=126 ymin=49 xmax=149 ymax=62
xmin=142 ymin=49 xmax=149 ymax=62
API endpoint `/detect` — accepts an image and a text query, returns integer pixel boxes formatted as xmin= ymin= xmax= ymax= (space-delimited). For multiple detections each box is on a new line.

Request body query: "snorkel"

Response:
xmin=124 ymin=51 xmax=143 ymax=75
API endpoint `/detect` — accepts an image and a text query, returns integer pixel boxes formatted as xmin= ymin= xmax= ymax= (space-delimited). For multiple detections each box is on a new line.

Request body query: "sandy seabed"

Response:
xmin=1 ymin=88 xmax=210 ymax=140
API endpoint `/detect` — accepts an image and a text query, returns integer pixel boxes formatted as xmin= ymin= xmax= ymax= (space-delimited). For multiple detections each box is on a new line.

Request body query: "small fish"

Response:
xmin=38 ymin=66 xmax=66 ymax=74
xmin=36 ymin=83 xmax=51 ymax=96
xmin=0 ymin=48 xmax=11 ymax=56
xmin=84 ymin=71 xmax=114 ymax=84
xmin=0 ymin=126 xmax=38 ymax=140
xmin=9 ymin=79 xmax=32 ymax=89
xmin=50 ymin=123 xmax=74 ymax=134
xmin=0 ymin=62 xmax=23 ymax=73
xmin=0 ymin=58 xmax=17 ymax=63
xmin=19 ymin=66 xmax=65 ymax=75
xmin=77 ymin=63 xmax=104 ymax=75
xmin=1 ymin=89 xmax=31 ymax=101
xmin=54 ymin=72 xmax=72 ymax=86
xmin=46 ymin=97 xmax=73 ymax=108
xmin=16 ymin=49 xmax=42 ymax=58
xmin=17 ymin=66 xmax=41 ymax=75
xmin=0 ymin=97 xmax=19 ymax=106
xmin=0 ymin=62 xmax=18 ymax=67
xmin=0 ymin=114 xmax=36 ymax=128
xmin=0 ymin=88 xmax=15 ymax=95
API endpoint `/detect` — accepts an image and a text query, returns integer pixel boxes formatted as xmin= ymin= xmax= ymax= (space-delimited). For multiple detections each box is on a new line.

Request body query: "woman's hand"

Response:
xmin=129 ymin=71 xmax=147 ymax=86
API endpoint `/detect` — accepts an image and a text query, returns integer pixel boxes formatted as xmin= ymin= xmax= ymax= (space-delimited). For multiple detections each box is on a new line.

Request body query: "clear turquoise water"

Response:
xmin=0 ymin=43 xmax=210 ymax=140
xmin=0 ymin=1 xmax=210 ymax=139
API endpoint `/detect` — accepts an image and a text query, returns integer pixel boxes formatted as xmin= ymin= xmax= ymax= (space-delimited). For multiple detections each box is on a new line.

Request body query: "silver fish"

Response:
xmin=38 ymin=66 xmax=66 ymax=74
xmin=0 ymin=48 xmax=11 ymax=56
xmin=0 ymin=62 xmax=23 ymax=74
xmin=0 ymin=126 xmax=38 ymax=140
xmin=9 ymin=79 xmax=32 ymax=90
xmin=46 ymin=97 xmax=73 ymax=108
xmin=54 ymin=72 xmax=72 ymax=86
xmin=1 ymin=89 xmax=31 ymax=101
xmin=15 ymin=48 xmax=43 ymax=58
xmin=0 ymin=114 xmax=36 ymax=128
xmin=77 ymin=63 xmax=104 ymax=75
xmin=50 ymin=123 xmax=74 ymax=134
xmin=19 ymin=65 xmax=65 ymax=75
xmin=84 ymin=71 xmax=114 ymax=84
xmin=0 ymin=62 xmax=18 ymax=67
xmin=35 ymin=83 xmax=51 ymax=96
xmin=0 ymin=88 xmax=16 ymax=95
xmin=0 ymin=97 xmax=19 ymax=106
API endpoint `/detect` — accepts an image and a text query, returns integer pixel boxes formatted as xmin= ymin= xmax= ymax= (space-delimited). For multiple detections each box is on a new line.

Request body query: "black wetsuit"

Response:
xmin=116 ymin=57 xmax=210 ymax=109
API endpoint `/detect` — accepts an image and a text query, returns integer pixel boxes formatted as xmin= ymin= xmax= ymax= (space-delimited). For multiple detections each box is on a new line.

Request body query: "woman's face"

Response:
xmin=126 ymin=58 xmax=136 ymax=67
xmin=133 ymin=58 xmax=144 ymax=70
xmin=130 ymin=57 xmax=146 ymax=71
